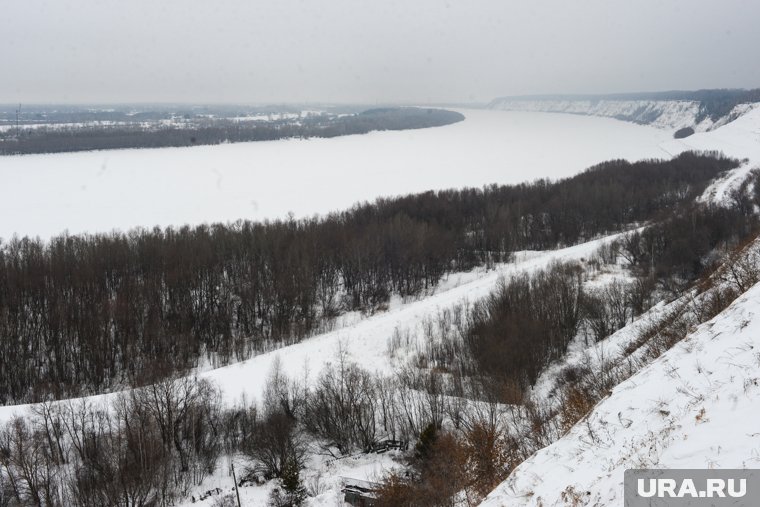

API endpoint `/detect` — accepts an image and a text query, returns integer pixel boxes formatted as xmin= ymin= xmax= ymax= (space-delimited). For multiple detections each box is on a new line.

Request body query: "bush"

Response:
xmin=376 ymin=431 xmax=467 ymax=507
xmin=673 ymin=126 xmax=695 ymax=138
xmin=559 ymin=385 xmax=597 ymax=432
xmin=244 ymin=411 xmax=305 ymax=480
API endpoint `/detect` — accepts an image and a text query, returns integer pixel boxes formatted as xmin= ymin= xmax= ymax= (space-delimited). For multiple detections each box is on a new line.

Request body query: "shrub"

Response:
xmin=673 ymin=126 xmax=695 ymax=138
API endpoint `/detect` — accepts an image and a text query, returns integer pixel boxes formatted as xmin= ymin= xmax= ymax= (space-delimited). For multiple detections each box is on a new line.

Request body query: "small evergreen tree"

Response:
xmin=414 ymin=422 xmax=438 ymax=463
xmin=269 ymin=456 xmax=306 ymax=507
xmin=281 ymin=456 xmax=306 ymax=504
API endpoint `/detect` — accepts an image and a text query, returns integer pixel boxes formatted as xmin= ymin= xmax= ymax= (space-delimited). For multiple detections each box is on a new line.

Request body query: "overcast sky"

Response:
xmin=2 ymin=0 xmax=759 ymax=104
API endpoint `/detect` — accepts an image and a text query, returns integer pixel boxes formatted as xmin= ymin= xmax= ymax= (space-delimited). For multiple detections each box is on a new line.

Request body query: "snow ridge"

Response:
xmin=488 ymin=98 xmax=758 ymax=132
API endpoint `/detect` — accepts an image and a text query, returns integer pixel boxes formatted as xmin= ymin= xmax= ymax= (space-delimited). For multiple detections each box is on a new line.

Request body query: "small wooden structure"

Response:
xmin=371 ymin=439 xmax=408 ymax=454
xmin=341 ymin=477 xmax=379 ymax=507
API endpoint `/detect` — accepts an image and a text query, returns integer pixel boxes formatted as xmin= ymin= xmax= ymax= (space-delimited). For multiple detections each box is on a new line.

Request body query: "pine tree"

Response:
xmin=269 ymin=455 xmax=306 ymax=507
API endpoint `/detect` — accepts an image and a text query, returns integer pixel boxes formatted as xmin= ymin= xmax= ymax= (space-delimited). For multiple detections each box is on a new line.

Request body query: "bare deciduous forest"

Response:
xmin=0 ymin=152 xmax=738 ymax=404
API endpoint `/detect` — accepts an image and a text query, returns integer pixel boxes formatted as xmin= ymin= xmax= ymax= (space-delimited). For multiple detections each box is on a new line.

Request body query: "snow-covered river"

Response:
xmin=0 ymin=108 xmax=674 ymax=240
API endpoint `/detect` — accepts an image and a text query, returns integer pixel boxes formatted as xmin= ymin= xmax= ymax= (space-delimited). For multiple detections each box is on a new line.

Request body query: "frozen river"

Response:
xmin=0 ymin=108 xmax=675 ymax=239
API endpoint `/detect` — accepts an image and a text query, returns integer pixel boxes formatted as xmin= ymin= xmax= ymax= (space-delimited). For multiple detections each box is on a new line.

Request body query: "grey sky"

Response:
xmin=3 ymin=0 xmax=759 ymax=104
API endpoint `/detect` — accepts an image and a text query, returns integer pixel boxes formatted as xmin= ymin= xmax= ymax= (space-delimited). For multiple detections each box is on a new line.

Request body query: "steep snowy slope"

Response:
xmin=489 ymin=98 xmax=758 ymax=133
xmin=480 ymin=280 xmax=760 ymax=507
xmin=663 ymin=103 xmax=760 ymax=162
xmin=489 ymin=99 xmax=702 ymax=130
xmin=666 ymin=104 xmax=760 ymax=206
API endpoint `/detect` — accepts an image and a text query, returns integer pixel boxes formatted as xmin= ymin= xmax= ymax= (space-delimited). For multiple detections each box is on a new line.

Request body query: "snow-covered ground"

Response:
xmin=178 ymin=448 xmax=404 ymax=507
xmin=664 ymin=104 xmax=760 ymax=205
xmin=0 ymin=232 xmax=624 ymax=506
xmin=489 ymin=99 xmax=704 ymax=130
xmin=489 ymin=98 xmax=759 ymax=133
xmin=2 ymin=102 xmax=760 ymax=506
xmin=662 ymin=104 xmax=760 ymax=162
xmin=0 ymin=108 xmax=673 ymax=240
xmin=475 ymin=104 xmax=760 ymax=507
xmin=199 ymin=235 xmax=624 ymax=408
xmin=480 ymin=278 xmax=760 ymax=507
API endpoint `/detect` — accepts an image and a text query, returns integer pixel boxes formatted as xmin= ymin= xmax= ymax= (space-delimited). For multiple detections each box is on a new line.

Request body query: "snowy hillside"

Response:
xmin=203 ymin=235 xmax=626 ymax=407
xmin=662 ymin=103 xmax=760 ymax=162
xmin=0 ymin=233 xmax=622 ymax=423
xmin=0 ymin=233 xmax=626 ymax=506
xmin=476 ymin=97 xmax=760 ymax=507
xmin=480 ymin=277 xmax=760 ymax=507
xmin=489 ymin=98 xmax=758 ymax=133
xmin=666 ymin=103 xmax=760 ymax=206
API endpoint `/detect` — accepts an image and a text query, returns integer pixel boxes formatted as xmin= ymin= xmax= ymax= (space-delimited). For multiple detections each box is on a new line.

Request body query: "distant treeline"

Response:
xmin=490 ymin=88 xmax=760 ymax=122
xmin=0 ymin=152 xmax=738 ymax=404
xmin=0 ymin=108 xmax=464 ymax=155
xmin=0 ymin=103 xmax=371 ymax=124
